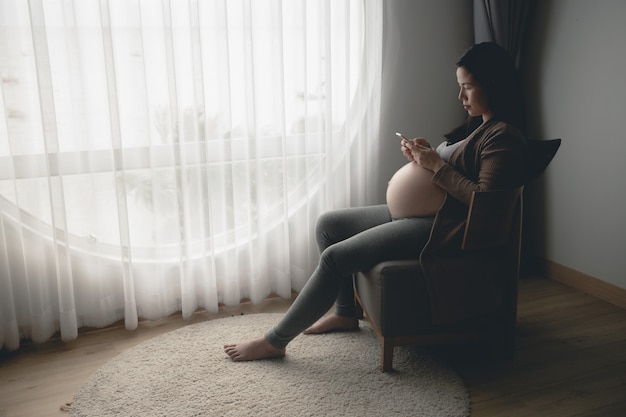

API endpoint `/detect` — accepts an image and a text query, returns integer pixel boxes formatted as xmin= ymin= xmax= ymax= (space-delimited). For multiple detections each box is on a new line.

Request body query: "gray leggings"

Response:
xmin=265 ymin=204 xmax=434 ymax=349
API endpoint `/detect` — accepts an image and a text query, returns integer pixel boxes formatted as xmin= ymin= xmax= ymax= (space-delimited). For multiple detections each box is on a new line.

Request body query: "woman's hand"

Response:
xmin=401 ymin=137 xmax=446 ymax=172
xmin=400 ymin=138 xmax=415 ymax=161
xmin=400 ymin=137 xmax=429 ymax=161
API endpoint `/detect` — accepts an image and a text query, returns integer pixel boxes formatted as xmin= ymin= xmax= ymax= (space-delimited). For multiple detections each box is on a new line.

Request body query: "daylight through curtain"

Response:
xmin=0 ymin=0 xmax=382 ymax=350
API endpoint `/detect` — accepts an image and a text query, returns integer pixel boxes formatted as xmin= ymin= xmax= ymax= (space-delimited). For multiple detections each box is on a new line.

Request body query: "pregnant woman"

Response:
xmin=224 ymin=42 xmax=527 ymax=362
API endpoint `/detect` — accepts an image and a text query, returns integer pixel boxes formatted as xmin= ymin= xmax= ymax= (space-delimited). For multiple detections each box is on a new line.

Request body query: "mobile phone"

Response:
xmin=395 ymin=132 xmax=408 ymax=141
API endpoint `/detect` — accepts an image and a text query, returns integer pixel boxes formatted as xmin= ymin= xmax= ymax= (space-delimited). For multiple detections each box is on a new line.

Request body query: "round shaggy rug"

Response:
xmin=70 ymin=313 xmax=469 ymax=417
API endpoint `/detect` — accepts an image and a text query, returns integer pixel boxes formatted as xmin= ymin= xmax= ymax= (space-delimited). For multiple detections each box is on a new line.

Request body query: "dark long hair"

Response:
xmin=445 ymin=42 xmax=525 ymax=141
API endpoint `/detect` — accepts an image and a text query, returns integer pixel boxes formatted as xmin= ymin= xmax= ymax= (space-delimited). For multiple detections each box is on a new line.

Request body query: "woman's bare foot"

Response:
xmin=224 ymin=337 xmax=286 ymax=362
xmin=303 ymin=313 xmax=359 ymax=334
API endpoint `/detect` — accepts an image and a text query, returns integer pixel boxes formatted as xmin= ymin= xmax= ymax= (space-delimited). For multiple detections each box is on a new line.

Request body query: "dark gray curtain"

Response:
xmin=473 ymin=0 xmax=535 ymax=66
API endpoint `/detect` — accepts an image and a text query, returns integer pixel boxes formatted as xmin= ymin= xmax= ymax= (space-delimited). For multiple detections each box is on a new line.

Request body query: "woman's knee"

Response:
xmin=315 ymin=205 xmax=389 ymax=251
xmin=315 ymin=210 xmax=343 ymax=249
xmin=318 ymin=242 xmax=370 ymax=281
xmin=318 ymin=245 xmax=342 ymax=276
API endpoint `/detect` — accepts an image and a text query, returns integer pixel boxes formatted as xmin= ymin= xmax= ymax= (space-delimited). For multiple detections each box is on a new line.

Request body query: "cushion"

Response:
xmin=524 ymin=138 xmax=561 ymax=183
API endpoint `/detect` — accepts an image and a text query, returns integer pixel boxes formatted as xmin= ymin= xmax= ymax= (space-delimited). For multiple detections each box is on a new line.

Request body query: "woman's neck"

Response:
xmin=481 ymin=112 xmax=494 ymax=123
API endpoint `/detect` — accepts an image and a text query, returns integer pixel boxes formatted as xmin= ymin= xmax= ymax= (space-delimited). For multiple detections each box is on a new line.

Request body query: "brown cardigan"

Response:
xmin=420 ymin=118 xmax=527 ymax=325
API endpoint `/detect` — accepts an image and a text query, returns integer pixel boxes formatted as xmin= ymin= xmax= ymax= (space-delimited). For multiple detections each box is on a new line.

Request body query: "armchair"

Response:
xmin=354 ymin=139 xmax=561 ymax=372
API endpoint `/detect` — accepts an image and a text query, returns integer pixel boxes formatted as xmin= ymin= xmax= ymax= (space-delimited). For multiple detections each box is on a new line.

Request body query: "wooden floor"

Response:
xmin=1 ymin=275 xmax=626 ymax=417
xmin=450 ymin=275 xmax=626 ymax=417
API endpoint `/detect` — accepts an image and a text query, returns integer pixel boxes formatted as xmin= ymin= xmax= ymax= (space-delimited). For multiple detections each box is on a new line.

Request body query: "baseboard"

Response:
xmin=541 ymin=259 xmax=626 ymax=311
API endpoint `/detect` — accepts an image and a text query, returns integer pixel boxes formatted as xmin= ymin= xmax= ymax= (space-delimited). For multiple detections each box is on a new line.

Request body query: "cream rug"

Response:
xmin=70 ymin=313 xmax=469 ymax=416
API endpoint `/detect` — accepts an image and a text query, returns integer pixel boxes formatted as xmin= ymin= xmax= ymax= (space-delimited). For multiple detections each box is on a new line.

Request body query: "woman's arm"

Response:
xmin=432 ymin=127 xmax=526 ymax=206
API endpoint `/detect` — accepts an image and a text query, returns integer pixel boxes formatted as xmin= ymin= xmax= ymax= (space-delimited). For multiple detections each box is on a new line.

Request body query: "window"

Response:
xmin=0 ymin=0 xmax=383 ymax=349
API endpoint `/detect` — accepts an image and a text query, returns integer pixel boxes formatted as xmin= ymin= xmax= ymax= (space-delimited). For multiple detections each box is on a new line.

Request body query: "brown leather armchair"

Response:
xmin=354 ymin=139 xmax=561 ymax=372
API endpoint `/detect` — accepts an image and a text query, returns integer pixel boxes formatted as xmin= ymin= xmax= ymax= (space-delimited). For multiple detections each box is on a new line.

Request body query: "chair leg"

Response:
xmin=355 ymin=298 xmax=364 ymax=320
xmin=381 ymin=339 xmax=394 ymax=372
xmin=499 ymin=327 xmax=516 ymax=360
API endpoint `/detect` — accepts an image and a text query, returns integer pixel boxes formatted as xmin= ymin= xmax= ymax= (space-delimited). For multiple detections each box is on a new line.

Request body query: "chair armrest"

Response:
xmin=462 ymin=187 xmax=523 ymax=251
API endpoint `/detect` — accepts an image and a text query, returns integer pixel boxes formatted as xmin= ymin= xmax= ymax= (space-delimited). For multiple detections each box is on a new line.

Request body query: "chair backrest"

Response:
xmin=462 ymin=187 xmax=523 ymax=252
xmin=461 ymin=138 xmax=561 ymax=251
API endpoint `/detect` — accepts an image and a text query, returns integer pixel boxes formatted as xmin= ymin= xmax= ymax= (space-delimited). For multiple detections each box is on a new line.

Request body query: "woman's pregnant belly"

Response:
xmin=386 ymin=162 xmax=446 ymax=218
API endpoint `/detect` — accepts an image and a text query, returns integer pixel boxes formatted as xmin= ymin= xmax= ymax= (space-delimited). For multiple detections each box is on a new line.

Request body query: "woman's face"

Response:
xmin=456 ymin=66 xmax=493 ymax=121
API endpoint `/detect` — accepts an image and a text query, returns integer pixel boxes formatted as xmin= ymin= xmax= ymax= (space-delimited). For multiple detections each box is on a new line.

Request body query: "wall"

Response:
xmin=375 ymin=0 xmax=473 ymax=202
xmin=522 ymin=0 xmax=626 ymax=290
xmin=379 ymin=1 xmax=626 ymax=292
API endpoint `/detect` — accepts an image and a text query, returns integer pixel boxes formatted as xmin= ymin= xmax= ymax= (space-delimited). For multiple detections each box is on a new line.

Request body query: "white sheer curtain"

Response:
xmin=0 ymin=0 xmax=382 ymax=350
